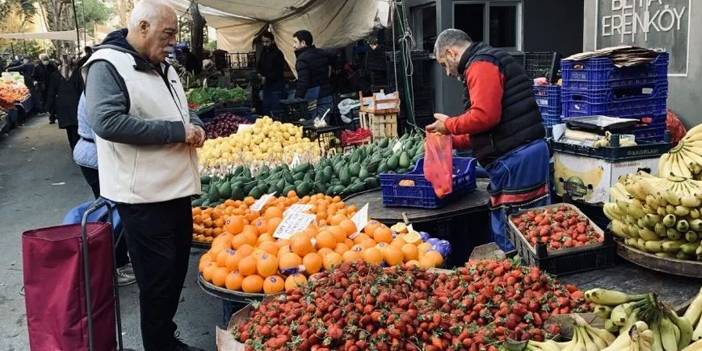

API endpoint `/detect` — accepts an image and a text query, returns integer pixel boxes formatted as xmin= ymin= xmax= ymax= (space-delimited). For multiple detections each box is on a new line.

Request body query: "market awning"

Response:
xmin=166 ymin=0 xmax=390 ymax=75
xmin=0 ymin=30 xmax=89 ymax=42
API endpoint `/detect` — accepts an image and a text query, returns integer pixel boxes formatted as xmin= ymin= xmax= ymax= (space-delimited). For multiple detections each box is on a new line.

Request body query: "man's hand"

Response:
xmin=426 ymin=113 xmax=450 ymax=134
xmin=185 ymin=123 xmax=205 ymax=147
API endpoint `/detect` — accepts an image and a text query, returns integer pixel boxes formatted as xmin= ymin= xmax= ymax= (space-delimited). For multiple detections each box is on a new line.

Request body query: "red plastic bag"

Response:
xmin=423 ymin=132 xmax=453 ymax=198
xmin=667 ymin=109 xmax=687 ymax=146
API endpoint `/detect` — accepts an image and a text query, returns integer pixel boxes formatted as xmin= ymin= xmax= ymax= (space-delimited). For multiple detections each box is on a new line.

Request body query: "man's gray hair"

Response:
xmin=128 ymin=0 xmax=172 ymax=30
xmin=433 ymin=29 xmax=472 ymax=57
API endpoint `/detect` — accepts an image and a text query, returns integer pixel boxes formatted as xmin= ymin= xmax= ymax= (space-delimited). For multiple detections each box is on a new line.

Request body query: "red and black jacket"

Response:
xmin=446 ymin=42 xmax=544 ymax=166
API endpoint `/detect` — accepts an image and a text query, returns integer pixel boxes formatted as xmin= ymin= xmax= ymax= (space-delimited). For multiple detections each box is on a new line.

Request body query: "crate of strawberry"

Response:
xmin=508 ymin=203 xmax=615 ymax=275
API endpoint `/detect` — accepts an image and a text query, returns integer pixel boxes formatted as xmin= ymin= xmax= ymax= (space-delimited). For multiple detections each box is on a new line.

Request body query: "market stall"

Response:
xmin=0 ymin=72 xmax=31 ymax=134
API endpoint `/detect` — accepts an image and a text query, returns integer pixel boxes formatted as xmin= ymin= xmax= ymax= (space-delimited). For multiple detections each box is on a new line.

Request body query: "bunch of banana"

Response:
xmin=681 ymin=339 xmax=702 ymax=351
xmin=586 ymin=288 xmax=694 ymax=351
xmin=526 ymin=314 xmax=615 ymax=351
xmin=686 ymin=287 xmax=702 ymax=342
xmin=658 ymin=124 xmax=702 ymax=180
xmin=604 ymin=172 xmax=702 ymax=261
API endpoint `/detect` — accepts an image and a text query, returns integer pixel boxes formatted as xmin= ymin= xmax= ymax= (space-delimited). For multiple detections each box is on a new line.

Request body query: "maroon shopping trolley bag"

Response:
xmin=22 ymin=199 xmax=124 ymax=351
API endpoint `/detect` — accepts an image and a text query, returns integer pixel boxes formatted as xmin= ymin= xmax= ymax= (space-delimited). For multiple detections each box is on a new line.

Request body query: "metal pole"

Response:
xmin=71 ymin=0 xmax=81 ymax=49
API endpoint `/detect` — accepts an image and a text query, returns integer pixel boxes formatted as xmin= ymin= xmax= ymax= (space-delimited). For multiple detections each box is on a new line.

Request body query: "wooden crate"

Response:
xmin=359 ymin=90 xmax=400 ymax=114
xmin=359 ymin=111 xmax=398 ymax=139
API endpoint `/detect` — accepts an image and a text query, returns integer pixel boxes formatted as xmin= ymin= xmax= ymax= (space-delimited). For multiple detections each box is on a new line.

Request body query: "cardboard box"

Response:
xmin=553 ymin=151 xmax=659 ymax=204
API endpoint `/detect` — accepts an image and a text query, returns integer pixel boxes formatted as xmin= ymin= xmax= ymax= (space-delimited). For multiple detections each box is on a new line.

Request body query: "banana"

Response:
xmin=586 ymin=289 xmax=648 ymax=306
xmin=528 ymin=340 xmax=562 ymax=351
xmin=657 ymin=206 xmax=668 ymax=217
xmin=652 ymin=318 xmax=665 ymax=351
xmin=668 ymin=310 xmax=693 ymax=348
xmin=662 ymin=240 xmax=684 ymax=253
xmin=660 ymin=317 xmax=680 ymax=351
xmin=684 ymin=124 xmax=702 ymax=137
xmin=692 ymin=208 xmax=701 ymax=219
xmin=663 ymin=214 xmax=677 ymax=228
xmin=676 ymin=205 xmax=693 ymax=217
xmin=681 ymin=146 xmax=702 ymax=166
xmin=587 ymin=324 xmax=616 ymax=345
xmin=680 ymin=339 xmax=702 ymax=351
xmin=683 ymin=287 xmax=702 ymax=326
xmin=639 ymin=227 xmax=660 ymax=241
xmin=605 ymin=203 xmax=624 ymax=221
xmin=644 ymin=241 xmax=664 ymax=253
xmin=595 ymin=304 xmax=614 ymax=319
xmin=660 ymin=153 xmax=673 ymax=177
xmin=693 ymin=315 xmax=702 ymax=340
xmin=654 ymin=223 xmax=667 ymax=238
xmin=686 ymin=231 xmax=699 ymax=243
xmin=612 ymin=302 xmax=636 ymax=326
xmin=667 ymin=228 xmax=683 ymax=241
xmin=678 ymin=219 xmax=691 ymax=233
xmin=645 ymin=194 xmax=661 ymax=209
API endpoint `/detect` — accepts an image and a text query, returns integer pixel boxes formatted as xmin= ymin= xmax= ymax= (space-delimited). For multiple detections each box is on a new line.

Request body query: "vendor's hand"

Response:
xmin=426 ymin=113 xmax=450 ymax=134
xmin=194 ymin=125 xmax=206 ymax=147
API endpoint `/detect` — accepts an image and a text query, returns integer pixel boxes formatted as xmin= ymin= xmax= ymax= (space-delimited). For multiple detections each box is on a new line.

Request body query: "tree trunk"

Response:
xmin=190 ymin=1 xmax=205 ymax=74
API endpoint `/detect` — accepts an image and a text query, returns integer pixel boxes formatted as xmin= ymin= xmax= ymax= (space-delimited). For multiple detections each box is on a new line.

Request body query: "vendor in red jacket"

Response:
xmin=427 ymin=29 xmax=551 ymax=251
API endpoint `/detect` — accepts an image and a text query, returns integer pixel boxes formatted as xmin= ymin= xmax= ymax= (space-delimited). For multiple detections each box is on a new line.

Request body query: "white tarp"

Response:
xmin=0 ymin=30 xmax=87 ymax=41
xmin=167 ymin=0 xmax=390 ymax=75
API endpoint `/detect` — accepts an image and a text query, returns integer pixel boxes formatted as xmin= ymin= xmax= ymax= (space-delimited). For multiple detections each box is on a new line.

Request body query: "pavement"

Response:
xmin=0 ymin=115 xmax=222 ymax=351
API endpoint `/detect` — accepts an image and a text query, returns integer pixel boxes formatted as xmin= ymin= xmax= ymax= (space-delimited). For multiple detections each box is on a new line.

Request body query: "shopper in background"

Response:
xmin=31 ymin=53 xmax=57 ymax=120
xmin=363 ymin=36 xmax=388 ymax=90
xmin=83 ymin=0 xmax=205 ymax=349
xmin=292 ymin=29 xmax=334 ymax=120
xmin=257 ymin=31 xmax=286 ymax=116
xmin=73 ymin=93 xmax=137 ymax=286
xmin=427 ymin=29 xmax=549 ymax=251
xmin=7 ymin=57 xmax=35 ymax=90
xmin=45 ymin=56 xmax=83 ymax=150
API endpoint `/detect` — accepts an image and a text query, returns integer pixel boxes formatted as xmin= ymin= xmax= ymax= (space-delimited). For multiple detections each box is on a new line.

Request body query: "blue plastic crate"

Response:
xmin=562 ymin=81 xmax=668 ymax=103
xmin=561 ymin=53 xmax=668 ymax=92
xmin=562 ymin=96 xmax=667 ymax=119
xmin=533 ymin=84 xmax=561 ymax=115
xmin=633 ymin=122 xmax=667 ymax=143
xmin=379 ymin=157 xmax=477 ymax=208
xmin=541 ymin=111 xmax=562 ymax=127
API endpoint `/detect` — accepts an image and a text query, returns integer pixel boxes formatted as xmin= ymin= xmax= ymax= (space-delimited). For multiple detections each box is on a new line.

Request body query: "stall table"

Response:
xmin=344 ymin=180 xmax=492 ymax=267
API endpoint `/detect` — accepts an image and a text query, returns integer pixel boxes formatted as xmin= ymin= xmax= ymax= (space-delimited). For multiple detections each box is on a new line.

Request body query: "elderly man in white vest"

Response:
xmin=83 ymin=1 xmax=205 ymax=350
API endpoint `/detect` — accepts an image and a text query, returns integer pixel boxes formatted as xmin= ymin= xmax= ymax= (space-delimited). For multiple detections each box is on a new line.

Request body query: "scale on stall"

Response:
xmin=551 ymin=116 xmax=670 ymax=205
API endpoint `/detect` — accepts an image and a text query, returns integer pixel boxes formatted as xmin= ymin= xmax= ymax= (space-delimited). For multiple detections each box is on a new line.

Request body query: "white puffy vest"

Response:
xmin=85 ymin=48 xmax=200 ymax=204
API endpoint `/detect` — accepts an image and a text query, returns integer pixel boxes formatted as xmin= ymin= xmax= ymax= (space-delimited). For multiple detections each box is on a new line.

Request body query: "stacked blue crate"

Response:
xmin=533 ymin=84 xmax=561 ymax=127
xmin=561 ymin=53 xmax=669 ymax=143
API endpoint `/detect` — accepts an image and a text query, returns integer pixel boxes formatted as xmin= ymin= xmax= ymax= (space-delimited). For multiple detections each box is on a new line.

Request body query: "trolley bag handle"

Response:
xmin=80 ymin=198 xmax=124 ymax=351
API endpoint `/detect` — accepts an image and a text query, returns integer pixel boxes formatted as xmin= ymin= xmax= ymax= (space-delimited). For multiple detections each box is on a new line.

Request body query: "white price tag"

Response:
xmin=284 ymin=204 xmax=312 ymax=217
xmin=392 ymin=140 xmax=403 ymax=153
xmin=291 ymin=154 xmax=302 ymax=168
xmin=407 ymin=224 xmax=414 ymax=232
xmin=250 ymin=192 xmax=276 ymax=212
xmin=236 ymin=124 xmax=254 ymax=134
xmin=273 ymin=212 xmax=316 ymax=239
xmin=349 ymin=204 xmax=369 ymax=239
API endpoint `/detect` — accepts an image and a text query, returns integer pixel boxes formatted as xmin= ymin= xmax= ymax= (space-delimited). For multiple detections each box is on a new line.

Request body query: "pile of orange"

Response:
xmin=198 ymin=194 xmax=446 ymax=294
xmin=192 ymin=191 xmax=355 ymax=243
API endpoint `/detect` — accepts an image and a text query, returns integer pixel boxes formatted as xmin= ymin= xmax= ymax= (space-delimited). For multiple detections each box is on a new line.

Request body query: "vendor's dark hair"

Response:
xmin=293 ymin=30 xmax=313 ymax=46
xmin=261 ymin=31 xmax=274 ymax=40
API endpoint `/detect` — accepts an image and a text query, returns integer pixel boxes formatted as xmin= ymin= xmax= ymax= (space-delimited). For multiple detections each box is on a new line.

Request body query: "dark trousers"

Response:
xmin=261 ymin=80 xmax=285 ymax=116
xmin=116 ymin=197 xmax=193 ymax=351
xmin=79 ymin=165 xmax=130 ymax=267
xmin=65 ymin=126 xmax=79 ymax=151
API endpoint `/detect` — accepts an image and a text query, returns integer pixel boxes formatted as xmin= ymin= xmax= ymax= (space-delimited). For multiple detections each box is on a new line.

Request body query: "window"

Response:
xmin=454 ymin=1 xmax=522 ymax=50
xmin=410 ymin=4 xmax=437 ymax=51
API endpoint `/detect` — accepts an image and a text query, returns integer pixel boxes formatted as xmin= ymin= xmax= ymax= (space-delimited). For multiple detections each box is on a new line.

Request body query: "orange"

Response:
xmin=405 ymin=260 xmax=420 ymax=268
xmin=360 ymin=238 xmax=377 ymax=249
xmin=316 ymin=231 xmax=337 ymax=249
xmin=332 ymin=196 xmax=342 ymax=203
xmin=224 ymin=215 xmax=245 ymax=235
xmin=225 ymin=251 xmax=242 ymax=271
xmin=303 ymin=225 xmax=319 ymax=238
xmin=291 ymin=235 xmax=314 ymax=257
xmin=257 ymin=233 xmax=275 ymax=245
xmin=373 ymin=227 xmax=393 ymax=244
xmin=263 ymin=275 xmax=285 ymax=294
xmin=264 ymin=206 xmax=283 ymax=220
xmin=266 ymin=217 xmax=283 ymax=233
xmin=375 ymin=242 xmax=389 ymax=253
xmin=328 ymin=226 xmax=347 ymax=243
xmin=277 ymin=245 xmax=292 ymax=258
xmin=236 ymin=244 xmax=255 ymax=258
xmin=276 ymin=239 xmax=291 ymax=248
xmin=216 ymin=249 xmax=233 ymax=267
xmin=362 ymin=247 xmax=384 ymax=266
xmin=302 ymin=252 xmax=323 ymax=274
xmin=238 ymin=255 xmax=258 ymax=276
xmin=317 ymin=248 xmax=333 ymax=258
xmin=212 ymin=267 xmax=229 ymax=287
xmin=240 ymin=231 xmax=258 ymax=247
xmin=344 ymin=238 xmax=354 ymax=248
xmin=202 ymin=262 xmax=217 ymax=282
xmin=285 ymin=274 xmax=307 ymax=292
xmin=225 ymin=272 xmax=244 ymax=291
xmin=241 ymin=225 xmax=258 ymax=238
xmin=401 ymin=244 xmax=419 ymax=261
xmin=323 ymin=252 xmax=343 ymax=271
xmin=256 ymin=253 xmax=279 ymax=277
xmin=353 ymin=233 xmax=371 ymax=245
xmin=279 ymin=252 xmax=303 ymax=272
xmin=329 ymin=213 xmax=347 ymax=226
xmin=424 ymin=250 xmax=444 ymax=267
xmin=241 ymin=274 xmax=264 ymax=293
xmin=334 ymin=243 xmax=350 ymax=255
xmin=258 ymin=241 xmax=279 ymax=256
xmin=253 ymin=217 xmax=268 ymax=235
xmin=287 ymin=190 xmax=297 ymax=198
xmin=350 ymin=244 xmax=365 ymax=253
xmin=243 ymin=196 xmax=255 ymax=206
xmin=390 ymin=237 xmax=407 ymax=250
xmin=417 ymin=242 xmax=433 ymax=257
xmin=419 ymin=255 xmax=435 ymax=269
xmin=342 ymin=250 xmax=362 ymax=264
xmin=339 ymin=219 xmax=357 ymax=236
xmin=198 ymin=253 xmax=213 ymax=272
xmin=383 ymin=246 xmax=404 ymax=266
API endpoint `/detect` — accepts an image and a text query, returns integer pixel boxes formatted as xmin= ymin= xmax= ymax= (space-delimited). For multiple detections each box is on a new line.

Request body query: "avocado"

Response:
xmin=364 ymin=176 xmax=379 ymax=188
xmin=349 ymin=163 xmax=361 ymax=177
xmin=387 ymin=155 xmax=399 ymax=170
xmin=339 ymin=165 xmax=351 ymax=186
xmin=358 ymin=165 xmax=369 ymax=179
xmin=231 ymin=185 xmax=245 ymax=200
xmin=296 ymin=181 xmax=313 ymax=196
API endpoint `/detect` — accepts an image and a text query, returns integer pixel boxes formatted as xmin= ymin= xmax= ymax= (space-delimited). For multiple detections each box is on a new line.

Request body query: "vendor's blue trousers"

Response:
xmin=486 ymin=139 xmax=551 ymax=251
